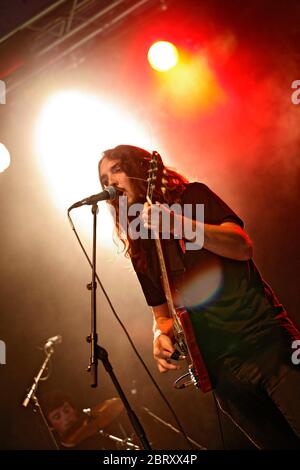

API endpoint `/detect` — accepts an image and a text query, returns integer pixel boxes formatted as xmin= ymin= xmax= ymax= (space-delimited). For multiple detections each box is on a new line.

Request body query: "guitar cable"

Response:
xmin=212 ymin=391 xmax=226 ymax=450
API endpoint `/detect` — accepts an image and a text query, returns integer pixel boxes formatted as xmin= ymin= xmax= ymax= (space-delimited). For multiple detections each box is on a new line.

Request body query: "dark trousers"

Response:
xmin=213 ymin=344 xmax=300 ymax=449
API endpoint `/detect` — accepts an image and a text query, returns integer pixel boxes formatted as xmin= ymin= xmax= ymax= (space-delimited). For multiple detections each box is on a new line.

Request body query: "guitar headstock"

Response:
xmin=146 ymin=151 xmax=167 ymax=204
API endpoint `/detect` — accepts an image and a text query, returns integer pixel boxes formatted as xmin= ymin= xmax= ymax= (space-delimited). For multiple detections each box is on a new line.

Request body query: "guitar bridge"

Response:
xmin=173 ymin=365 xmax=200 ymax=390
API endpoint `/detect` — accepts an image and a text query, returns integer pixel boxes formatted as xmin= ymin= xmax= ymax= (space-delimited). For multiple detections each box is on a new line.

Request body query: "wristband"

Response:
xmin=153 ymin=329 xmax=163 ymax=342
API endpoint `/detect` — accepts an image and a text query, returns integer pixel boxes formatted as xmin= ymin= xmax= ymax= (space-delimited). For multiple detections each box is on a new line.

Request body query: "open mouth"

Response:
xmin=115 ymin=187 xmax=126 ymax=196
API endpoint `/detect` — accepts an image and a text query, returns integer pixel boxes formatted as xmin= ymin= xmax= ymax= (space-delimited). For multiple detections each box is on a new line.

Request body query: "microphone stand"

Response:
xmin=86 ymin=203 xmax=151 ymax=450
xmin=22 ymin=348 xmax=60 ymax=449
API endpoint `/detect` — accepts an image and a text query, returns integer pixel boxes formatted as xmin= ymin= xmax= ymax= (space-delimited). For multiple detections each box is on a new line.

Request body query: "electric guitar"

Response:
xmin=146 ymin=151 xmax=212 ymax=392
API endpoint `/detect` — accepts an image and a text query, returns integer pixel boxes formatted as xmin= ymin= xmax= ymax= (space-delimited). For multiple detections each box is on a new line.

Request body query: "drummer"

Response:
xmin=39 ymin=390 xmax=84 ymax=447
xmin=39 ymin=389 xmax=132 ymax=450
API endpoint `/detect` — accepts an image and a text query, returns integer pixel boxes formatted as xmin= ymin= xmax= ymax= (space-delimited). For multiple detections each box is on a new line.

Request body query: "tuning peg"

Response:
xmin=161 ymin=187 xmax=166 ymax=194
xmin=161 ymin=177 xmax=168 ymax=185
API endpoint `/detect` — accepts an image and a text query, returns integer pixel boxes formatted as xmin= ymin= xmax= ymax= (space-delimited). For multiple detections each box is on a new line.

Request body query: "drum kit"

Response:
xmin=60 ymin=397 xmax=140 ymax=450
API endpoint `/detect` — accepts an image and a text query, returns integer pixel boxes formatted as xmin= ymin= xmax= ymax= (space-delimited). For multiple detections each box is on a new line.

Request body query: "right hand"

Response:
xmin=153 ymin=334 xmax=181 ymax=373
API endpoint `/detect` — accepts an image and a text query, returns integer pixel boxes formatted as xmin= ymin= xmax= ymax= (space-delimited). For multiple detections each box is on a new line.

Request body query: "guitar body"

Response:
xmin=175 ymin=306 xmax=212 ymax=393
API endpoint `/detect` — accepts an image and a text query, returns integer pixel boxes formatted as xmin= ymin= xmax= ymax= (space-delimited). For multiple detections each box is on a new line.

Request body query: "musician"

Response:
xmin=39 ymin=390 xmax=82 ymax=446
xmin=39 ymin=390 xmax=105 ymax=450
xmin=98 ymin=144 xmax=300 ymax=449
xmin=40 ymin=390 xmax=131 ymax=450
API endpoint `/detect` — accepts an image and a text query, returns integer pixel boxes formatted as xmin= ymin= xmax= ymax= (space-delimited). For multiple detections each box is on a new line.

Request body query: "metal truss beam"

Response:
xmin=0 ymin=0 xmax=166 ymax=95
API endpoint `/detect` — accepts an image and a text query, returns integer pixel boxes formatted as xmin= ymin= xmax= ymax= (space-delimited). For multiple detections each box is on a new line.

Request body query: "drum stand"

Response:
xmin=98 ymin=429 xmax=140 ymax=450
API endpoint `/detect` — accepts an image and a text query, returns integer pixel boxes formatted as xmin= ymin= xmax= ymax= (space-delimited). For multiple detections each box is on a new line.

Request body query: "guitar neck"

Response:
xmin=153 ymin=237 xmax=183 ymax=336
xmin=145 ymin=171 xmax=182 ymax=337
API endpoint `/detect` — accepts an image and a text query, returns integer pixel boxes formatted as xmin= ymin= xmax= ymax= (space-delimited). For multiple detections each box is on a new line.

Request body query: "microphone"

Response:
xmin=44 ymin=335 xmax=62 ymax=349
xmin=68 ymin=186 xmax=118 ymax=211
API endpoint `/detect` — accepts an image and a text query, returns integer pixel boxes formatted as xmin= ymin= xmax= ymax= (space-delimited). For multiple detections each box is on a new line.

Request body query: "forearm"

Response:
xmin=175 ymin=215 xmax=253 ymax=261
xmin=142 ymin=202 xmax=252 ymax=261
xmin=152 ymin=304 xmax=177 ymax=372
xmin=202 ymin=222 xmax=253 ymax=260
xmin=152 ymin=303 xmax=174 ymax=338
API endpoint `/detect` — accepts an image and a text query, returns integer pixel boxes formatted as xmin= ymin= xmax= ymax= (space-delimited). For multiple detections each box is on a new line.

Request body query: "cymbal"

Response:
xmin=61 ymin=397 xmax=124 ymax=447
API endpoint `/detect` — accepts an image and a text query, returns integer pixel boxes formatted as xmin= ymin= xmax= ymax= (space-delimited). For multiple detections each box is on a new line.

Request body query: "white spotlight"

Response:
xmin=35 ymin=90 xmax=156 ymax=242
xmin=0 ymin=143 xmax=11 ymax=173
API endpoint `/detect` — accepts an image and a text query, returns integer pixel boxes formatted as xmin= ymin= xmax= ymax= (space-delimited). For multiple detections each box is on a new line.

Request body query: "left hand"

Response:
xmin=141 ymin=202 xmax=175 ymax=236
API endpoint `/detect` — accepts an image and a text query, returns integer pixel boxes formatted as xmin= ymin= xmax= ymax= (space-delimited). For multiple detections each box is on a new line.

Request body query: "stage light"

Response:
xmin=34 ymin=90 xmax=156 ymax=242
xmin=0 ymin=143 xmax=11 ymax=172
xmin=147 ymin=41 xmax=179 ymax=72
xmin=157 ymin=55 xmax=225 ymax=114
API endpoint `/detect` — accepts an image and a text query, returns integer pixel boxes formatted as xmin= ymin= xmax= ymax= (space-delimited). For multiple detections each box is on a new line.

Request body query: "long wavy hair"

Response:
xmin=98 ymin=145 xmax=189 ymax=272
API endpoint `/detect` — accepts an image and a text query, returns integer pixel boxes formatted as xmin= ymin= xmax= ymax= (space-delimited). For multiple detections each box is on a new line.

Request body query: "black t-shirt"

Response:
xmin=132 ymin=183 xmax=299 ymax=366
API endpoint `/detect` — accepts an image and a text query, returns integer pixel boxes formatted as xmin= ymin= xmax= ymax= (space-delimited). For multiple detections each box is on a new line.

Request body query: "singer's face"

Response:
xmin=48 ymin=402 xmax=78 ymax=437
xmin=99 ymin=157 xmax=136 ymax=205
